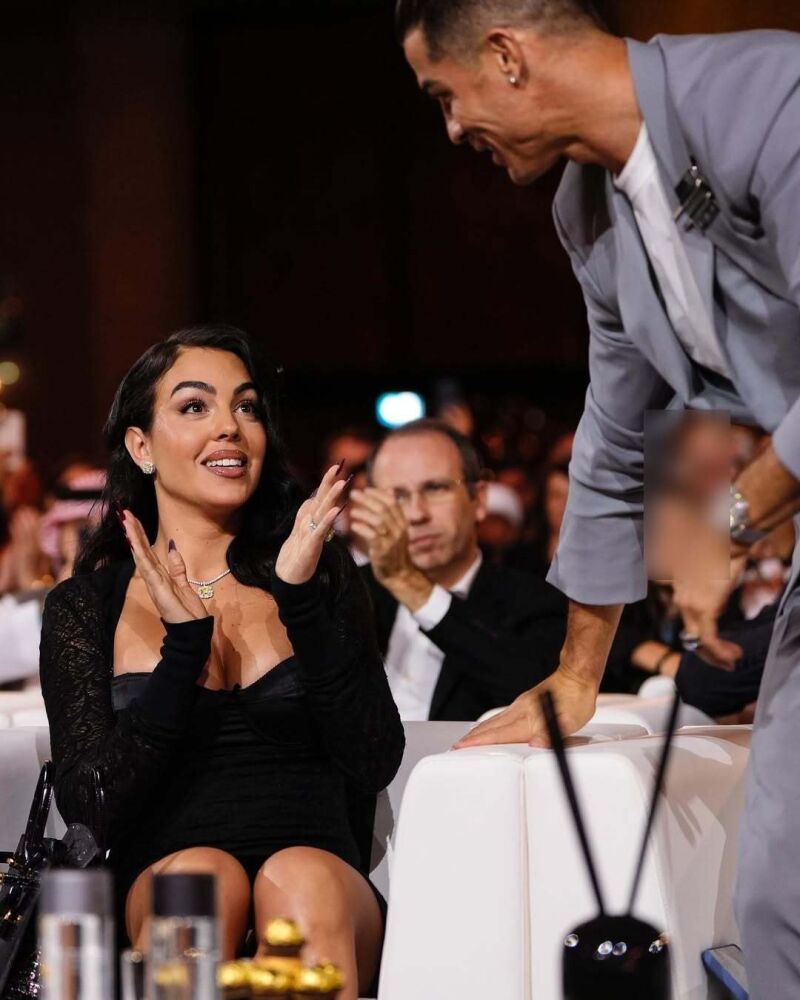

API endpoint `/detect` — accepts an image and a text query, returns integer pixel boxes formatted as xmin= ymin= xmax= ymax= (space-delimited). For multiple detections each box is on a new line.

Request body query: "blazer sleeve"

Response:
xmin=40 ymin=578 xmax=213 ymax=840
xmin=546 ymin=210 xmax=674 ymax=605
xmin=422 ymin=577 xmax=566 ymax=703
xmin=751 ymin=81 xmax=800 ymax=478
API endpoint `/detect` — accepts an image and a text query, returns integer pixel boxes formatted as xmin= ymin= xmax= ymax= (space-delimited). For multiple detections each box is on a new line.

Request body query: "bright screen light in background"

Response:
xmin=376 ymin=391 xmax=425 ymax=429
xmin=0 ymin=362 xmax=20 ymax=385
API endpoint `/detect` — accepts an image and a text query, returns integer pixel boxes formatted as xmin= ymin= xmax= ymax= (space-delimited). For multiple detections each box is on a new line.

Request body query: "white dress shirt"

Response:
xmin=614 ymin=123 xmax=730 ymax=377
xmin=384 ymin=553 xmax=483 ymax=721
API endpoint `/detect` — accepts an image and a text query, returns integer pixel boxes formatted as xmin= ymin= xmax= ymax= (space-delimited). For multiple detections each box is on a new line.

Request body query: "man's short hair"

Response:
xmin=368 ymin=418 xmax=484 ymax=489
xmin=395 ymin=0 xmax=603 ymax=59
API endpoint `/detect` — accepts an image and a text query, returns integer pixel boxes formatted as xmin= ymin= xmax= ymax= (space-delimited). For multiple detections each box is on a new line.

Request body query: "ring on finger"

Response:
xmin=679 ymin=629 xmax=700 ymax=651
xmin=325 ymin=528 xmax=336 ymax=543
xmin=309 ymin=518 xmax=319 ymax=532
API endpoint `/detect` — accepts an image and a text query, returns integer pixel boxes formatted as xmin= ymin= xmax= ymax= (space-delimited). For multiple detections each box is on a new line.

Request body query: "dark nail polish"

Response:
xmin=168 ymin=539 xmax=176 ymax=552
xmin=335 ymin=459 xmax=345 ymax=475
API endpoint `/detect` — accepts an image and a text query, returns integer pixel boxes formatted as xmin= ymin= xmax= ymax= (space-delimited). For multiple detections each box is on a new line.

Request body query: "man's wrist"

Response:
xmin=556 ymin=659 xmax=602 ymax=692
xmin=729 ymin=485 xmax=768 ymax=545
xmin=383 ymin=568 xmax=434 ymax=613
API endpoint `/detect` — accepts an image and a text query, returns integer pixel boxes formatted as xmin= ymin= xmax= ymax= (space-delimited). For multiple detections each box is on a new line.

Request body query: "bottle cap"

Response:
xmin=40 ymin=868 xmax=113 ymax=917
xmin=152 ymin=873 xmax=216 ymax=918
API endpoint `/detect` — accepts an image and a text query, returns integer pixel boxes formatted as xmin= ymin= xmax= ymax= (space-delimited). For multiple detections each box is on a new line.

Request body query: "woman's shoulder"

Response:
xmin=44 ymin=561 xmax=127 ymax=620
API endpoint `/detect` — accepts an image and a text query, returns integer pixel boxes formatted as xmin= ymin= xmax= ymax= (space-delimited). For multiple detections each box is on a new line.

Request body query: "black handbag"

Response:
xmin=0 ymin=762 xmax=107 ymax=999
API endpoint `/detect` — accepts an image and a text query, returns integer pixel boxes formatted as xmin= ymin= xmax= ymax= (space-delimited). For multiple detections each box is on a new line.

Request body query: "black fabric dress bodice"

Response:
xmin=39 ymin=555 xmax=405 ymax=950
xmin=110 ymin=660 xmax=360 ymax=884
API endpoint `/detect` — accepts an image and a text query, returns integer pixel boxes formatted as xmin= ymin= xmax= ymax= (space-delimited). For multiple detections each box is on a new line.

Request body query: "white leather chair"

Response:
xmin=638 ymin=675 xmax=680 ymax=700
xmin=380 ymin=726 xmax=749 ymax=1000
xmin=588 ymin=693 xmax=712 ymax=734
xmin=479 ymin=692 xmax=712 ymax=734
xmin=0 ymin=596 xmax=43 ymax=685
xmin=370 ymin=721 xmax=470 ymax=900
xmin=525 ymin=726 xmax=749 ymax=1000
xmin=0 ymin=689 xmax=47 ymax=729
xmin=378 ymin=724 xmax=648 ymax=1000
xmin=0 ymin=726 xmax=64 ymax=851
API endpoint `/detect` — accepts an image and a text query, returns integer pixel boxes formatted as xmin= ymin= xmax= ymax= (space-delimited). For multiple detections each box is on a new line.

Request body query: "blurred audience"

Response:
xmin=350 ymin=419 xmax=566 ymax=721
xmin=506 ymin=461 xmax=570 ymax=578
xmin=39 ymin=469 xmax=106 ymax=582
xmin=478 ymin=482 xmax=524 ymax=563
xmin=322 ymin=426 xmax=377 ymax=476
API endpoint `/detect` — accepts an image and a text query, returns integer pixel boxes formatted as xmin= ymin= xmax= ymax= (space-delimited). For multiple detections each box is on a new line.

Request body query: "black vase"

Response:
xmin=562 ymin=913 xmax=670 ymax=1000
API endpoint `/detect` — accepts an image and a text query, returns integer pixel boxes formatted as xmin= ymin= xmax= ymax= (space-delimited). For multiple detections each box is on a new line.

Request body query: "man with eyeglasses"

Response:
xmin=349 ymin=419 xmax=566 ymax=721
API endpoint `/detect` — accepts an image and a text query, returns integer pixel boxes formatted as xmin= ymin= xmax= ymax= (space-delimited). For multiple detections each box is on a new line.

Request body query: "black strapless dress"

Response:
xmin=111 ymin=658 xmax=366 ymax=894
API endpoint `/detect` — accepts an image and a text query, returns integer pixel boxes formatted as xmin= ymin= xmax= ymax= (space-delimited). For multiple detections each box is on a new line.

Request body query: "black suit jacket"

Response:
xmin=362 ymin=561 xmax=567 ymax=721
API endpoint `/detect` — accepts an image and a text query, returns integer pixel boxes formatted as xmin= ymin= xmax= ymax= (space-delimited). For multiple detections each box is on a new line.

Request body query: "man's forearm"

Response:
xmin=559 ymin=600 xmax=624 ymax=687
xmin=736 ymin=444 xmax=800 ymax=533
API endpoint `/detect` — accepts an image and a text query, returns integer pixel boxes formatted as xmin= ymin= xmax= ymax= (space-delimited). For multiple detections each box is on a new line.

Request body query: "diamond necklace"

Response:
xmin=186 ymin=568 xmax=233 ymax=600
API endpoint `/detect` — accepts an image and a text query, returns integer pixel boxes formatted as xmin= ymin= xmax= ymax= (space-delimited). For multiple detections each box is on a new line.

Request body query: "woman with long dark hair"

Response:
xmin=39 ymin=325 xmax=404 ymax=997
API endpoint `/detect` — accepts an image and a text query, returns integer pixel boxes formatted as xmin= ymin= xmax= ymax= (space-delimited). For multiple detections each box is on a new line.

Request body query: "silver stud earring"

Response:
xmin=508 ymin=74 xmax=518 ymax=86
xmin=141 ymin=461 xmax=155 ymax=475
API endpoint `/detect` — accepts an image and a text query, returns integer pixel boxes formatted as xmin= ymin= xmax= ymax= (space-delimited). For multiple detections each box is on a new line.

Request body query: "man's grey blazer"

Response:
xmin=547 ymin=30 xmax=800 ymax=605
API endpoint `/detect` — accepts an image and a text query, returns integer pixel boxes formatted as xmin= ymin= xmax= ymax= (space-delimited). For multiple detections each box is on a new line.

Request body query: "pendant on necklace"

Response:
xmin=197 ymin=584 xmax=215 ymax=599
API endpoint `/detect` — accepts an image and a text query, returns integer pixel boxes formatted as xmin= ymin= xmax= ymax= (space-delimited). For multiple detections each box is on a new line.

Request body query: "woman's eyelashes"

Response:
xmin=179 ymin=397 xmax=207 ymax=415
xmin=177 ymin=397 xmax=261 ymax=418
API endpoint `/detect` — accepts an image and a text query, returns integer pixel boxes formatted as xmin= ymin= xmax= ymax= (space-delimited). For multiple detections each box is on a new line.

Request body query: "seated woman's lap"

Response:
xmin=124 ymin=845 xmax=383 ymax=993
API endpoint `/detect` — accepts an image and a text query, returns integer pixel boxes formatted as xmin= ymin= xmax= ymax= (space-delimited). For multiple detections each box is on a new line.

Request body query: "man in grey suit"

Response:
xmin=398 ymin=1 xmax=800 ymax=995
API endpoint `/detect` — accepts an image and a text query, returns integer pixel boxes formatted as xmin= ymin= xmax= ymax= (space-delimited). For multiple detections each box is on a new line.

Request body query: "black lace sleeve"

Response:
xmin=39 ymin=576 xmax=213 ymax=841
xmin=271 ymin=559 xmax=405 ymax=794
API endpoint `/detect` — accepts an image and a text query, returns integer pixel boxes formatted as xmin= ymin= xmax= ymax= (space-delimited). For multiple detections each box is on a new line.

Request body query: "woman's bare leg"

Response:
xmin=126 ymin=846 xmax=251 ymax=960
xmin=253 ymin=847 xmax=383 ymax=1000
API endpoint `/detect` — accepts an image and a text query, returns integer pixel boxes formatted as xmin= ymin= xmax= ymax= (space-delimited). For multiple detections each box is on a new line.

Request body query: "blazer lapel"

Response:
xmin=429 ymin=563 xmax=495 ymax=721
xmin=610 ymin=182 xmax=700 ymax=400
xmin=623 ymin=38 xmax=725 ymax=384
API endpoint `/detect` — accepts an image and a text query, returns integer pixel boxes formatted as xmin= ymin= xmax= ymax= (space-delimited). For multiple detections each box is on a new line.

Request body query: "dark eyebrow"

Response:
xmin=233 ymin=381 xmax=257 ymax=395
xmin=170 ymin=380 xmax=258 ymax=398
xmin=170 ymin=380 xmax=215 ymax=397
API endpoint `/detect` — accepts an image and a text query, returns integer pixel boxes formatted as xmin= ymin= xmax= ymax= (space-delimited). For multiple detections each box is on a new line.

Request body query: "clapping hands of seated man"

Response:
xmin=348 ymin=487 xmax=434 ymax=612
xmin=350 ymin=421 xmax=567 ymax=726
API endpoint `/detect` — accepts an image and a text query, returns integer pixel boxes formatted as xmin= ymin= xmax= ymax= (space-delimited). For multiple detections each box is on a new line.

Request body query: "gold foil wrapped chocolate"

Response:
xmin=292 ymin=962 xmax=345 ymax=998
xmin=218 ymin=960 xmax=251 ymax=999
xmin=249 ymin=963 xmax=294 ymax=998
xmin=254 ymin=955 xmax=304 ymax=978
xmin=263 ymin=918 xmax=305 ymax=954
xmin=152 ymin=960 xmax=190 ymax=997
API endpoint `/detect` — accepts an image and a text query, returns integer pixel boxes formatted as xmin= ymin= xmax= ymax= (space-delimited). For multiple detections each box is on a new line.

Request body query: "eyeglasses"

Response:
xmin=391 ymin=478 xmax=471 ymax=509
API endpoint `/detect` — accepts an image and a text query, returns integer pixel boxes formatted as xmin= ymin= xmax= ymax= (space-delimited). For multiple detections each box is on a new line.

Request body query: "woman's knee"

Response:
xmin=128 ymin=847 xmax=251 ymax=951
xmin=256 ymin=848 xmax=353 ymax=932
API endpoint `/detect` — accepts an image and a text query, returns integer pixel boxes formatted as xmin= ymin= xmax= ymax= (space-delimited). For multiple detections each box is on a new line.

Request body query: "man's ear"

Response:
xmin=473 ymin=480 xmax=489 ymax=524
xmin=486 ymin=27 xmax=526 ymax=85
xmin=124 ymin=427 xmax=151 ymax=471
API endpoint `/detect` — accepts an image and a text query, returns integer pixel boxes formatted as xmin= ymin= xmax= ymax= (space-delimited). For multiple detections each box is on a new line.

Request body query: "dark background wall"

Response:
xmin=2 ymin=0 xmax=800 ymax=473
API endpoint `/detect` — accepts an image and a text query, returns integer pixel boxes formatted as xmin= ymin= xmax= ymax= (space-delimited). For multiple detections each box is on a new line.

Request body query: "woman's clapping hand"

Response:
xmin=118 ymin=508 xmax=208 ymax=623
xmin=275 ymin=465 xmax=351 ymax=585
